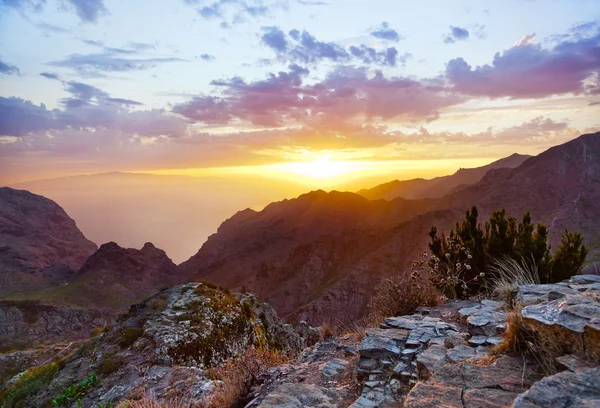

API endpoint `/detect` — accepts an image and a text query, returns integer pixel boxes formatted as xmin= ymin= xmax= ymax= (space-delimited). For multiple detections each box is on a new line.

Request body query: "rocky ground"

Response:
xmin=249 ymin=274 xmax=600 ymax=407
xmin=1 ymin=275 xmax=599 ymax=407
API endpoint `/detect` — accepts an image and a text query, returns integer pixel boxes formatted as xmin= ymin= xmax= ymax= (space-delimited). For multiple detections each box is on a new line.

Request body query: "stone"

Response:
xmin=321 ymin=358 xmax=349 ymax=378
xmin=513 ymin=368 xmax=600 ymax=408
xmin=468 ymin=335 xmax=488 ymax=346
xmin=463 ymin=388 xmax=519 ymax=408
xmin=516 ymin=283 xmax=579 ymax=305
xmin=522 ymin=294 xmax=600 ymax=357
xmin=444 ymin=331 xmax=469 ymax=348
xmin=445 ymin=345 xmax=475 ymax=363
xmin=393 ymin=362 xmax=407 ymax=375
xmin=416 ymin=345 xmax=447 ymax=380
xmin=358 ymin=335 xmax=401 ymax=359
xmin=570 ymin=275 xmax=600 ymax=285
xmin=357 ymin=358 xmax=378 ymax=371
xmin=255 ymin=383 xmax=339 ymax=407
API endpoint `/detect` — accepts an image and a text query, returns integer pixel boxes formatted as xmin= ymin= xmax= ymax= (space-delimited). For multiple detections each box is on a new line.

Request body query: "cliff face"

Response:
xmin=0 ymin=300 xmax=114 ymax=352
xmin=0 ymin=187 xmax=98 ymax=297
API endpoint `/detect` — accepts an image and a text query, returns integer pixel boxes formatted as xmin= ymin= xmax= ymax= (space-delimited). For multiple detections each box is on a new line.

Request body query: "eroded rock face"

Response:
xmin=1 ymin=283 xmax=305 ymax=408
xmin=0 ymin=300 xmax=114 ymax=351
xmin=0 ymin=187 xmax=97 ymax=297
xmin=519 ymin=275 xmax=600 ymax=362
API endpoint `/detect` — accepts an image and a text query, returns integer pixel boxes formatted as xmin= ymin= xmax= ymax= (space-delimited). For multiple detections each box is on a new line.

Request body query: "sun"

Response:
xmin=285 ymin=157 xmax=353 ymax=180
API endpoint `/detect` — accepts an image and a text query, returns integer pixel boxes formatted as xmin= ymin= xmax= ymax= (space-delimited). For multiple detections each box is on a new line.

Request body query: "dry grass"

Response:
xmin=492 ymin=305 xmax=556 ymax=375
xmin=368 ymin=274 xmax=442 ymax=322
xmin=117 ymin=397 xmax=194 ymax=408
xmin=320 ymin=322 xmax=334 ymax=340
xmin=208 ymin=348 xmax=287 ymax=408
xmin=487 ymin=257 xmax=540 ymax=306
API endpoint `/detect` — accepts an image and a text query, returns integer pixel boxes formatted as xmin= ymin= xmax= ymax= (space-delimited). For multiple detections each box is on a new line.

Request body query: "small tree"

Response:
xmin=550 ymin=230 xmax=588 ymax=282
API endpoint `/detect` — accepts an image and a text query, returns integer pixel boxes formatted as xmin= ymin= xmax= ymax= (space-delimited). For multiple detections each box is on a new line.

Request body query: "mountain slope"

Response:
xmin=9 ymin=242 xmax=185 ymax=309
xmin=0 ymin=187 xmax=97 ymax=297
xmin=358 ymin=153 xmax=531 ymax=200
xmin=439 ymin=132 xmax=600 ymax=260
xmin=180 ymin=133 xmax=600 ymax=323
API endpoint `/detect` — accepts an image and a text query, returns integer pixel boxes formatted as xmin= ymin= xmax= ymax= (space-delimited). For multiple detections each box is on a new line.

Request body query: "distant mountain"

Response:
xmin=11 ymin=242 xmax=185 ymax=309
xmin=180 ymin=133 xmax=600 ymax=323
xmin=0 ymin=187 xmax=97 ymax=297
xmin=358 ymin=153 xmax=531 ymax=200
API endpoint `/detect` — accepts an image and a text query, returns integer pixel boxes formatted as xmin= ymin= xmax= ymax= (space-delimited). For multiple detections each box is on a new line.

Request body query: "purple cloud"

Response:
xmin=446 ymin=25 xmax=600 ymax=98
xmin=173 ymin=65 xmax=462 ymax=128
xmin=444 ymin=26 xmax=470 ymax=44
xmin=66 ymin=0 xmax=107 ymax=23
xmin=370 ymin=22 xmax=401 ymax=42
xmin=261 ymin=26 xmax=288 ymax=52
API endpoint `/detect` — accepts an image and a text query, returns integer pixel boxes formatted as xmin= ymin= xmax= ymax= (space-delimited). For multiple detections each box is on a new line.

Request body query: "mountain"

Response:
xmin=10 ymin=242 xmax=185 ymax=309
xmin=0 ymin=187 xmax=97 ymax=298
xmin=180 ymin=133 xmax=600 ymax=323
xmin=358 ymin=153 xmax=531 ymax=200
xmin=178 ymin=189 xmax=457 ymax=323
xmin=437 ymin=132 xmax=600 ymax=260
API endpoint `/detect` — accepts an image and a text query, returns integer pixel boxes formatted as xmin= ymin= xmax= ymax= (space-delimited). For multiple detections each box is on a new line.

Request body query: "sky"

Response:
xmin=1 ymin=0 xmax=600 ymax=187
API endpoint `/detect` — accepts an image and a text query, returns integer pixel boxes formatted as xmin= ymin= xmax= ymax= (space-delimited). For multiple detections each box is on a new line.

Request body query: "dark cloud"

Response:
xmin=199 ymin=54 xmax=216 ymax=61
xmin=446 ymin=24 xmax=600 ymax=98
xmin=444 ymin=26 xmax=470 ymax=44
xmin=261 ymin=27 xmax=402 ymax=67
xmin=589 ymin=101 xmax=600 ymax=106
xmin=65 ymin=0 xmax=107 ymax=23
xmin=173 ymin=65 xmax=462 ymax=128
xmin=49 ymin=52 xmax=185 ymax=77
xmin=370 ymin=22 xmax=401 ymax=42
xmin=261 ymin=26 xmax=288 ymax=52
xmin=0 ymin=59 xmax=20 ymax=75
xmin=40 ymin=72 xmax=60 ymax=80
xmin=185 ymin=0 xmax=283 ymax=22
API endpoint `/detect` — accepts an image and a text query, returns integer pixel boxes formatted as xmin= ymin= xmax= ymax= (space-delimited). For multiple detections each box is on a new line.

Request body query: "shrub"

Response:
xmin=98 ymin=353 xmax=123 ymax=376
xmin=51 ymin=372 xmax=98 ymax=407
xmin=550 ymin=230 xmax=588 ymax=282
xmin=368 ymin=266 xmax=441 ymax=322
xmin=320 ymin=323 xmax=334 ymax=340
xmin=208 ymin=348 xmax=287 ymax=408
xmin=118 ymin=328 xmax=143 ymax=349
xmin=0 ymin=361 xmax=62 ymax=407
xmin=150 ymin=298 xmax=167 ymax=310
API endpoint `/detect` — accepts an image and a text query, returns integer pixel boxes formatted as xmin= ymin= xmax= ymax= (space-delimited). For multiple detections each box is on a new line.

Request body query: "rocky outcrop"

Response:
xmin=0 ymin=282 xmax=306 ymax=407
xmin=0 ymin=187 xmax=97 ymax=297
xmin=0 ymin=300 xmax=114 ymax=352
xmin=13 ymin=241 xmax=185 ymax=309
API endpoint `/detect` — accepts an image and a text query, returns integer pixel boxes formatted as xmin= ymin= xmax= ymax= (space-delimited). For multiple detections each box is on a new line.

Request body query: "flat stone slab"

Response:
xmin=513 ymin=367 xmax=600 ymax=408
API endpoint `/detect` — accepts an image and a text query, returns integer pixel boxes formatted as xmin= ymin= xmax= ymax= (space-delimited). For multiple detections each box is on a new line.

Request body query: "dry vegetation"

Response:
xmin=487 ymin=256 xmax=540 ymax=305
xmin=367 ymin=274 xmax=442 ymax=325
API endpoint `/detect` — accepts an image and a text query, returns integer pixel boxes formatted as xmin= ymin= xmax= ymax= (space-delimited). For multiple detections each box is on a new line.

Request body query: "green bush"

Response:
xmin=117 ymin=328 xmax=143 ymax=349
xmin=0 ymin=361 xmax=62 ymax=407
xmin=51 ymin=372 xmax=98 ymax=407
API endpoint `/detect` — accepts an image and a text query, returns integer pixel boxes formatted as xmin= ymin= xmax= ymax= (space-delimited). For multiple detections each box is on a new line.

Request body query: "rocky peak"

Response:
xmin=0 ymin=187 xmax=97 ymax=297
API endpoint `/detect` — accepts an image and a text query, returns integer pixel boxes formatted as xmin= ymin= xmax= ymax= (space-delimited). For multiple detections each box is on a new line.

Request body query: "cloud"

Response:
xmin=173 ymin=64 xmax=463 ymax=129
xmin=0 ymin=59 xmax=20 ymax=75
xmin=65 ymin=0 xmax=107 ymax=23
xmin=36 ymin=22 xmax=71 ymax=34
xmin=0 ymin=80 xmax=186 ymax=138
xmin=446 ymin=24 xmax=600 ymax=98
xmin=261 ymin=26 xmax=288 ymax=52
xmin=199 ymin=54 xmax=216 ymax=61
xmin=514 ymin=32 xmax=536 ymax=47
xmin=40 ymin=72 xmax=60 ymax=80
xmin=261 ymin=27 xmax=403 ymax=67
xmin=49 ymin=52 xmax=185 ymax=77
xmin=185 ymin=0 xmax=284 ymax=23
xmin=2 ymin=0 xmax=107 ymax=23
xmin=444 ymin=26 xmax=470 ymax=44
xmin=370 ymin=22 xmax=401 ymax=42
